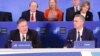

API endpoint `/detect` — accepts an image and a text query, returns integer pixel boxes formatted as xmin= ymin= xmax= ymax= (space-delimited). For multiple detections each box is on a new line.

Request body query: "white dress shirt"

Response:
xmin=81 ymin=12 xmax=86 ymax=18
xmin=20 ymin=32 xmax=27 ymax=41
xmin=74 ymin=6 xmax=80 ymax=12
xmin=30 ymin=12 xmax=36 ymax=22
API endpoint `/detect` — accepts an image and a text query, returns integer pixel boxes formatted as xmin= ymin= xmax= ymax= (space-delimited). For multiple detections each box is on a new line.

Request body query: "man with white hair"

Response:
xmin=20 ymin=1 xmax=45 ymax=22
xmin=65 ymin=14 xmax=95 ymax=48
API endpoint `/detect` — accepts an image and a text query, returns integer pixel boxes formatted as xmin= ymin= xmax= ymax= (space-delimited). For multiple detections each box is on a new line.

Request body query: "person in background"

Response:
xmin=5 ymin=19 xmax=41 ymax=48
xmin=44 ymin=0 xmax=63 ymax=21
xmin=98 ymin=12 xmax=100 ymax=20
xmin=66 ymin=0 xmax=80 ymax=21
xmin=75 ymin=1 xmax=93 ymax=21
xmin=20 ymin=1 xmax=44 ymax=22
xmin=65 ymin=14 xmax=95 ymax=48
xmin=0 ymin=11 xmax=12 ymax=21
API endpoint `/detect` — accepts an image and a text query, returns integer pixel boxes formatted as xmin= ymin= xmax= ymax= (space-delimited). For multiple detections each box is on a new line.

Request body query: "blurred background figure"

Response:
xmin=75 ymin=1 xmax=93 ymax=21
xmin=20 ymin=1 xmax=44 ymax=22
xmin=98 ymin=12 xmax=100 ymax=20
xmin=44 ymin=0 xmax=63 ymax=21
xmin=0 ymin=11 xmax=12 ymax=21
xmin=66 ymin=0 xmax=80 ymax=21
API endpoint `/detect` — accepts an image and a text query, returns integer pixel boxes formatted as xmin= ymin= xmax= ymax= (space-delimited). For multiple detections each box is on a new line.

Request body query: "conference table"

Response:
xmin=0 ymin=22 xmax=100 ymax=56
xmin=0 ymin=48 xmax=100 ymax=56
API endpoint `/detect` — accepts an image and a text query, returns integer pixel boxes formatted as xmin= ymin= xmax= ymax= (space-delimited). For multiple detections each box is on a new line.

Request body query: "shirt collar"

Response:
xmin=77 ymin=27 xmax=83 ymax=33
xmin=30 ymin=11 xmax=36 ymax=15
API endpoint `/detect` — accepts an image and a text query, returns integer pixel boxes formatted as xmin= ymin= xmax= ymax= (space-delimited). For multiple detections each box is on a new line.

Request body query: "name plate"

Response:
xmin=11 ymin=41 xmax=32 ymax=49
xmin=74 ymin=41 xmax=95 ymax=48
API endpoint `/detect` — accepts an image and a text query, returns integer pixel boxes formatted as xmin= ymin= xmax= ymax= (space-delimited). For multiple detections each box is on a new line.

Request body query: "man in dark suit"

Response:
xmin=0 ymin=11 xmax=12 ymax=21
xmin=5 ymin=19 xmax=41 ymax=48
xmin=65 ymin=14 xmax=95 ymax=48
xmin=20 ymin=1 xmax=44 ymax=22
xmin=66 ymin=0 xmax=80 ymax=21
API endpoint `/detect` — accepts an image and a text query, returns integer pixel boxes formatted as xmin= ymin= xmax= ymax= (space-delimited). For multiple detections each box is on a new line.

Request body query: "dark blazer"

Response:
xmin=20 ymin=10 xmax=45 ymax=21
xmin=75 ymin=11 xmax=93 ymax=21
xmin=5 ymin=29 xmax=41 ymax=48
xmin=66 ymin=7 xmax=76 ymax=21
xmin=0 ymin=11 xmax=12 ymax=21
xmin=98 ymin=12 xmax=100 ymax=19
xmin=65 ymin=27 xmax=95 ymax=48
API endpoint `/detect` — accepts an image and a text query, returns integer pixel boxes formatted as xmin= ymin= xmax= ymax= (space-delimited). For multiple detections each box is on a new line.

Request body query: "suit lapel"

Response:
xmin=15 ymin=30 xmax=20 ymax=41
xmin=28 ymin=10 xmax=30 ymax=21
xmin=81 ymin=28 xmax=86 ymax=40
xmin=72 ymin=7 xmax=75 ymax=13
xmin=36 ymin=10 xmax=38 ymax=21
xmin=26 ymin=30 xmax=31 ymax=41
xmin=72 ymin=29 xmax=77 ymax=41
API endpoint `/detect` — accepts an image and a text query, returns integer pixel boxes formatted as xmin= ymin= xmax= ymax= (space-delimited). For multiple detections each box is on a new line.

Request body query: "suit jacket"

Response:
xmin=75 ymin=11 xmax=93 ymax=21
xmin=5 ymin=29 xmax=41 ymax=48
xmin=65 ymin=27 xmax=95 ymax=48
xmin=20 ymin=10 xmax=45 ymax=21
xmin=0 ymin=11 xmax=12 ymax=21
xmin=98 ymin=12 xmax=100 ymax=19
xmin=66 ymin=7 xmax=76 ymax=21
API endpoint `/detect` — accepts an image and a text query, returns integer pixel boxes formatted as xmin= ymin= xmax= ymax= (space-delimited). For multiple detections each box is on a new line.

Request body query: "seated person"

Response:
xmin=5 ymin=19 xmax=41 ymax=48
xmin=75 ymin=1 xmax=93 ymax=21
xmin=66 ymin=0 xmax=80 ymax=21
xmin=0 ymin=11 xmax=12 ymax=21
xmin=44 ymin=0 xmax=63 ymax=21
xmin=20 ymin=1 xmax=44 ymax=22
xmin=65 ymin=14 xmax=95 ymax=48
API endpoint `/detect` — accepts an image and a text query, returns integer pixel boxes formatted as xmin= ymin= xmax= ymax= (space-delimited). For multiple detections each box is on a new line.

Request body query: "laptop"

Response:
xmin=74 ymin=41 xmax=95 ymax=48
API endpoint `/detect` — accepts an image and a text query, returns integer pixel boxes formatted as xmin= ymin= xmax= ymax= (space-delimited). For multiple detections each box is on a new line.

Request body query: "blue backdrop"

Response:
xmin=0 ymin=0 xmax=100 ymax=21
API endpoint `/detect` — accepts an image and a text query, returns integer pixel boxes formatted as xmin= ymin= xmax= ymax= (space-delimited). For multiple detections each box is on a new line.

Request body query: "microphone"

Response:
xmin=6 ymin=40 xmax=13 ymax=48
xmin=67 ymin=39 xmax=74 ymax=48
xmin=8 ymin=40 xmax=12 ymax=42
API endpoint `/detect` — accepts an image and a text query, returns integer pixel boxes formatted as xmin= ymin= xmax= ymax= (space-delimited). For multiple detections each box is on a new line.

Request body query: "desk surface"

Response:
xmin=0 ymin=48 xmax=100 ymax=52
xmin=0 ymin=48 xmax=100 ymax=56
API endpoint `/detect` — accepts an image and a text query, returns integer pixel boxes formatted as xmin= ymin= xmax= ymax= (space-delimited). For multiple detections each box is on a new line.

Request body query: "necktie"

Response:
xmin=31 ymin=13 xmax=34 ymax=21
xmin=76 ymin=7 xmax=78 ymax=12
xmin=77 ymin=31 xmax=80 ymax=41
xmin=22 ymin=35 xmax=25 ymax=41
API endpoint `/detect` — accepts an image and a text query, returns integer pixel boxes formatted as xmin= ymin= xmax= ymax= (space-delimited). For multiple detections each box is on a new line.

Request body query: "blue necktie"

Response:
xmin=77 ymin=31 xmax=80 ymax=41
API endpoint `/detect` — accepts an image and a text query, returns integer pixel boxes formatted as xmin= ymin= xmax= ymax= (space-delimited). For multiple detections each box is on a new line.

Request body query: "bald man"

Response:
xmin=20 ymin=1 xmax=45 ymax=22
